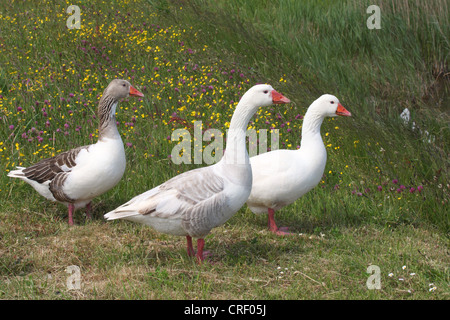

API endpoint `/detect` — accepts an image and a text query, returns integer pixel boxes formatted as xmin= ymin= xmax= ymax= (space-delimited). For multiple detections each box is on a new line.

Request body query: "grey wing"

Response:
xmin=22 ymin=145 xmax=89 ymax=202
xmin=165 ymin=168 xmax=227 ymax=237
xmin=105 ymin=166 xmax=227 ymax=237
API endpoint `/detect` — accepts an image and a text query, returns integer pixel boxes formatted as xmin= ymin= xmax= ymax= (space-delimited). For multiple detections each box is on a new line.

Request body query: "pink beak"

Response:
xmin=272 ymin=90 xmax=290 ymax=104
xmin=336 ymin=103 xmax=351 ymax=116
xmin=129 ymin=85 xmax=144 ymax=97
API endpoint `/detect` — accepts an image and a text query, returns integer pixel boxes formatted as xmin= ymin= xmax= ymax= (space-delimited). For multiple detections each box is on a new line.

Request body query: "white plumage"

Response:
xmin=246 ymin=94 xmax=351 ymax=235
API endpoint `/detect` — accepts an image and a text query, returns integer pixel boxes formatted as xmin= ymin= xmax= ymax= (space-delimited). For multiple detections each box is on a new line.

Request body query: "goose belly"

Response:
xmin=64 ymin=140 xmax=126 ymax=201
xmin=248 ymin=166 xmax=323 ymax=212
xmin=125 ymin=215 xmax=187 ymax=236
xmin=26 ymin=179 xmax=57 ymax=202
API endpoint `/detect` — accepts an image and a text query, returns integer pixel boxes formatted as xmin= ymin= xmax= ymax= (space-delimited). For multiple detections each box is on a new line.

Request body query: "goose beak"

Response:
xmin=336 ymin=103 xmax=351 ymax=116
xmin=129 ymin=85 xmax=144 ymax=97
xmin=272 ymin=90 xmax=290 ymax=104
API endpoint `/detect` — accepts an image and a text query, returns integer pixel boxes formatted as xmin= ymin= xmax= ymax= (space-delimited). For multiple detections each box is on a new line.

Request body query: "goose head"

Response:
xmin=97 ymin=79 xmax=144 ymax=136
xmin=104 ymin=79 xmax=144 ymax=101
xmin=240 ymin=84 xmax=291 ymax=109
xmin=311 ymin=94 xmax=351 ymax=118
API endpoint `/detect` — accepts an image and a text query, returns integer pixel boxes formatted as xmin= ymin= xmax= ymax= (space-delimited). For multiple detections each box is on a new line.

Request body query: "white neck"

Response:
xmin=300 ymin=108 xmax=326 ymax=148
xmin=222 ymin=99 xmax=258 ymax=165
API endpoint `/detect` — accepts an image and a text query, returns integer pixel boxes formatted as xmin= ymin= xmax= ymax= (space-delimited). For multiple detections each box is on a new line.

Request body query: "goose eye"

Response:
xmin=122 ymin=84 xmax=126 ymax=87
xmin=330 ymin=101 xmax=335 ymax=104
xmin=263 ymin=90 xmax=269 ymax=94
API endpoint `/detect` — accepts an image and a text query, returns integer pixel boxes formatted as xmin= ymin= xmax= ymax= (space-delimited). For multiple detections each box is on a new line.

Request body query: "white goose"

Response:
xmin=8 ymin=79 xmax=144 ymax=225
xmin=104 ymin=84 xmax=290 ymax=262
xmin=246 ymin=94 xmax=351 ymax=235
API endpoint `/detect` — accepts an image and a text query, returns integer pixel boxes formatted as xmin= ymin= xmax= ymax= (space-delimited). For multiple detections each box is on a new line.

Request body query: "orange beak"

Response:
xmin=129 ymin=85 xmax=144 ymax=97
xmin=336 ymin=103 xmax=351 ymax=116
xmin=272 ymin=90 xmax=290 ymax=104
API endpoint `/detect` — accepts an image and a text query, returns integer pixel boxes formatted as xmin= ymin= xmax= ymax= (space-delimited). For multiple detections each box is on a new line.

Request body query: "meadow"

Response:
xmin=0 ymin=0 xmax=448 ymax=300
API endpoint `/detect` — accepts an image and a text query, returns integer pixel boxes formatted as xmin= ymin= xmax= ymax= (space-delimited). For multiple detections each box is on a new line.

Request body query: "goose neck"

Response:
xmin=301 ymin=109 xmax=325 ymax=141
xmin=98 ymin=96 xmax=120 ymax=141
xmin=222 ymin=101 xmax=256 ymax=165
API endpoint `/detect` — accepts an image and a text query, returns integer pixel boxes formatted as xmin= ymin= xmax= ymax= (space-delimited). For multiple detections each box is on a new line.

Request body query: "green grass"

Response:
xmin=0 ymin=0 xmax=448 ymax=300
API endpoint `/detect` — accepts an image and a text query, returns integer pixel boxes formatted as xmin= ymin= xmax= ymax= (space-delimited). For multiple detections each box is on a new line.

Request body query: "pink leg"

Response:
xmin=85 ymin=202 xmax=92 ymax=220
xmin=186 ymin=236 xmax=195 ymax=257
xmin=68 ymin=203 xmax=75 ymax=226
xmin=187 ymin=237 xmax=211 ymax=263
xmin=196 ymin=238 xmax=205 ymax=263
xmin=268 ymin=208 xmax=292 ymax=236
